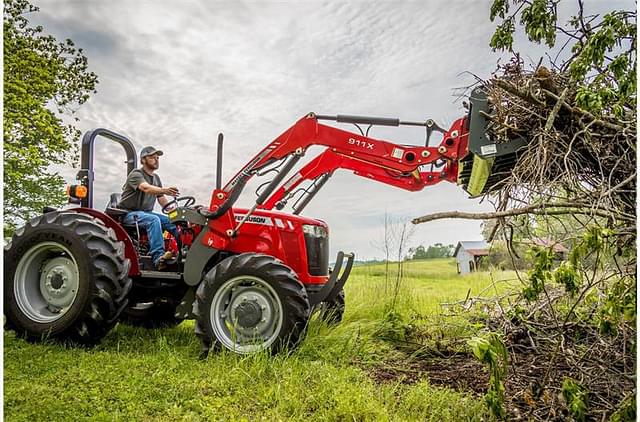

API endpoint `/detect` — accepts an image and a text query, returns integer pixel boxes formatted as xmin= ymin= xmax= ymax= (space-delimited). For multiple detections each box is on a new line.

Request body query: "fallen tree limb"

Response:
xmin=412 ymin=203 xmax=622 ymax=225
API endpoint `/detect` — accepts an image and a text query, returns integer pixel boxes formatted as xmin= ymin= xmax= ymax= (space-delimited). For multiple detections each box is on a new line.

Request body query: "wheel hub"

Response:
xmin=228 ymin=290 xmax=274 ymax=335
xmin=38 ymin=256 xmax=79 ymax=309
xmin=235 ymin=301 xmax=262 ymax=328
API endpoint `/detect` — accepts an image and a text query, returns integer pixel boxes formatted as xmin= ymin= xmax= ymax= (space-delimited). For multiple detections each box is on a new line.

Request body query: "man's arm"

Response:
xmin=138 ymin=182 xmax=179 ymax=197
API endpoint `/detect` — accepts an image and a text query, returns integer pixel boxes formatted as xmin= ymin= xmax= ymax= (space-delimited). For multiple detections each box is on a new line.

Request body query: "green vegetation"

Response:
xmin=4 ymin=259 xmax=518 ymax=421
xmin=468 ymin=333 xmax=508 ymax=419
xmin=489 ymin=0 xmax=636 ymax=118
xmin=3 ymin=0 xmax=98 ymax=236
xmin=408 ymin=243 xmax=455 ymax=260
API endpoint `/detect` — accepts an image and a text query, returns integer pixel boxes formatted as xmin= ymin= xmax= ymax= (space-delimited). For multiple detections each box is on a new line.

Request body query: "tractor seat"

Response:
xmin=104 ymin=193 xmax=145 ymax=239
xmin=104 ymin=193 xmax=147 ymax=240
xmin=104 ymin=193 xmax=129 ymax=220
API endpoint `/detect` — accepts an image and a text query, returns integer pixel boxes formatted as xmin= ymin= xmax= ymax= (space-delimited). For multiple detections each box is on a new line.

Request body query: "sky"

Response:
xmin=27 ymin=0 xmax=632 ymax=260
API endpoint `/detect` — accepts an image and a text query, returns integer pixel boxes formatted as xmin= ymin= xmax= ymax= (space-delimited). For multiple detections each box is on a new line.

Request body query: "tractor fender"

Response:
xmin=68 ymin=207 xmax=140 ymax=275
xmin=184 ymin=228 xmax=219 ymax=286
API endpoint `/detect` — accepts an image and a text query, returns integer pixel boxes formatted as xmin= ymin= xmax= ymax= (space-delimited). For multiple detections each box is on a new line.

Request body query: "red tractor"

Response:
xmin=4 ymin=87 xmax=525 ymax=355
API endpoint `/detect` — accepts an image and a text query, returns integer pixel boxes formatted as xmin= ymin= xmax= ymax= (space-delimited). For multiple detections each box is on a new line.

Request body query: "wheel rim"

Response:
xmin=210 ymin=275 xmax=284 ymax=354
xmin=14 ymin=242 xmax=80 ymax=323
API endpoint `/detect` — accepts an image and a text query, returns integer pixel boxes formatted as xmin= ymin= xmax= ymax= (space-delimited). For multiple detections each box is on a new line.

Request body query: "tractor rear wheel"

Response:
xmin=315 ymin=288 xmax=345 ymax=325
xmin=194 ymin=253 xmax=310 ymax=356
xmin=4 ymin=212 xmax=132 ymax=345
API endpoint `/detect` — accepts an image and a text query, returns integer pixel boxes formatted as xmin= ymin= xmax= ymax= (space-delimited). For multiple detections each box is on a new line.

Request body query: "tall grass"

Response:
xmin=4 ymin=258 xmax=515 ymax=421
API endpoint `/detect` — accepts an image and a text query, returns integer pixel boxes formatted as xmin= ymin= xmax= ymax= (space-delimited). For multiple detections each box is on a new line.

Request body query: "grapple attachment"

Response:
xmin=457 ymin=87 xmax=528 ymax=197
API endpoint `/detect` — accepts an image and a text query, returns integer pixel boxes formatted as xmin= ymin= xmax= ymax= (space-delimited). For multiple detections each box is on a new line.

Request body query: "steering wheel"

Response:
xmin=162 ymin=196 xmax=196 ymax=214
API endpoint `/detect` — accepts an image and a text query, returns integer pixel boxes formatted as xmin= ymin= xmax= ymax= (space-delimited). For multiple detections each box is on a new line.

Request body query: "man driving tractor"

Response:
xmin=118 ymin=146 xmax=180 ymax=270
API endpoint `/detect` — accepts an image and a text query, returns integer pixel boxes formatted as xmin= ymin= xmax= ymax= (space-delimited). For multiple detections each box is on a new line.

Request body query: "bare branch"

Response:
xmin=412 ymin=203 xmax=619 ymax=225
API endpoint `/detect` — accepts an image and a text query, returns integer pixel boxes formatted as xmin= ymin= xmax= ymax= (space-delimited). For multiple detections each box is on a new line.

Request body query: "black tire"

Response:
xmin=194 ymin=253 xmax=310 ymax=356
xmin=4 ymin=212 xmax=132 ymax=345
xmin=121 ymin=303 xmax=184 ymax=329
xmin=315 ymin=288 xmax=345 ymax=325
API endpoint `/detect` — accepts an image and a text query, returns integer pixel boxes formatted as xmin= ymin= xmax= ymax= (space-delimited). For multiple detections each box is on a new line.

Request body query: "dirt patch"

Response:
xmin=367 ymin=323 xmax=634 ymax=420
xmin=367 ymin=353 xmax=488 ymax=395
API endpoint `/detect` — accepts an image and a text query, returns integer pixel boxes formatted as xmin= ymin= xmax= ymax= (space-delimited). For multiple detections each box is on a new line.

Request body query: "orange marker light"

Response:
xmin=66 ymin=185 xmax=88 ymax=199
xmin=75 ymin=185 xmax=88 ymax=198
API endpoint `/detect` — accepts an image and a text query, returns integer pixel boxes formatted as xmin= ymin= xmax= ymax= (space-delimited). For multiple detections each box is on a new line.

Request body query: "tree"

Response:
xmin=409 ymin=245 xmax=428 ymax=260
xmin=489 ymin=0 xmax=636 ymax=118
xmin=3 ymin=0 xmax=98 ymax=235
xmin=409 ymin=243 xmax=454 ymax=259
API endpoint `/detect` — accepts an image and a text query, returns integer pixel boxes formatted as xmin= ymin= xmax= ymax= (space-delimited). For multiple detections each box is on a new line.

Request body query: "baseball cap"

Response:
xmin=140 ymin=146 xmax=164 ymax=159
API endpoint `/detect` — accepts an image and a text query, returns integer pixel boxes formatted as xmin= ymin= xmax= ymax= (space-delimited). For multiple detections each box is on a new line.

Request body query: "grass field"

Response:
xmin=4 ymin=259 xmax=518 ymax=421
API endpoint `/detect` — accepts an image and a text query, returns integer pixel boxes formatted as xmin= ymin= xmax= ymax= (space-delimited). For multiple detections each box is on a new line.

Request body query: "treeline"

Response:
xmin=407 ymin=243 xmax=454 ymax=260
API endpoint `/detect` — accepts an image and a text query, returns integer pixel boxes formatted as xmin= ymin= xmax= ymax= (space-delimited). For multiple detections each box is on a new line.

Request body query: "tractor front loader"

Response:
xmin=4 ymin=87 xmax=526 ymax=355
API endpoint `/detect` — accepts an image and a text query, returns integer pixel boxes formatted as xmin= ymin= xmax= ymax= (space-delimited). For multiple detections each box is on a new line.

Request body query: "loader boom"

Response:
xmin=201 ymin=112 xmax=471 ymax=243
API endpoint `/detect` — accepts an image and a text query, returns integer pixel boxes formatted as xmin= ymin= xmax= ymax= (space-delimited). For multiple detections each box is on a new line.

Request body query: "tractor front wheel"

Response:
xmin=194 ymin=253 xmax=310 ymax=356
xmin=4 ymin=212 xmax=132 ymax=345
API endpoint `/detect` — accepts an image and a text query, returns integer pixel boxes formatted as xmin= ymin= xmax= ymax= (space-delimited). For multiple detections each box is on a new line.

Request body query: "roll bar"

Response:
xmin=75 ymin=128 xmax=137 ymax=208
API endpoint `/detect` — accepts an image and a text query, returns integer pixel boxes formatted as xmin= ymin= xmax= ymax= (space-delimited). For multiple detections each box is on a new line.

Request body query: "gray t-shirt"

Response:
xmin=118 ymin=169 xmax=162 ymax=212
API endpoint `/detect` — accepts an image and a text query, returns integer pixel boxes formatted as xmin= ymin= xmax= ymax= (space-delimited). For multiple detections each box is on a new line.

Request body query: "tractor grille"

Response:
xmin=304 ymin=230 xmax=329 ymax=276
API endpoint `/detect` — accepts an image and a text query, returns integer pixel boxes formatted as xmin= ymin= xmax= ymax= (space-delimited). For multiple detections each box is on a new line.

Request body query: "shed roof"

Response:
xmin=454 ymin=240 xmax=489 ymax=257
xmin=466 ymin=249 xmax=489 ymax=256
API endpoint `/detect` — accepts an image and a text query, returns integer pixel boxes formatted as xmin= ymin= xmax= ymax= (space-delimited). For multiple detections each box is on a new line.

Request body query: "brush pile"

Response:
xmin=483 ymin=287 xmax=636 ymax=421
xmin=462 ymin=55 xmax=637 ymax=420
xmin=479 ymin=55 xmax=636 ymax=235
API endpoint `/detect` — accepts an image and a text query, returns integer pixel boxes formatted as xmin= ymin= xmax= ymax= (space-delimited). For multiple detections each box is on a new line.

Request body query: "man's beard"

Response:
xmin=144 ymin=160 xmax=159 ymax=170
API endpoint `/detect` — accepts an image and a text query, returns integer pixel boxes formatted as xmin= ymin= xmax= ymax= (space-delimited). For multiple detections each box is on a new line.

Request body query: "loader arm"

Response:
xmin=201 ymin=113 xmax=470 ymax=241
xmin=200 ymin=87 xmax=525 ymax=245
xmin=259 ymin=147 xmax=452 ymax=213
xmin=224 ymin=113 xmax=468 ymax=190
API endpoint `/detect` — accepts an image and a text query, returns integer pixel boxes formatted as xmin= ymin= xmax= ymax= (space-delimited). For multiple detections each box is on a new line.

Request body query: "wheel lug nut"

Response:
xmin=261 ymin=306 xmax=266 ymax=310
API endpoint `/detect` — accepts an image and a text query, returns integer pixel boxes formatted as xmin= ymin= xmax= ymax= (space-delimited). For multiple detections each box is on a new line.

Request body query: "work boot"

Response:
xmin=155 ymin=251 xmax=174 ymax=271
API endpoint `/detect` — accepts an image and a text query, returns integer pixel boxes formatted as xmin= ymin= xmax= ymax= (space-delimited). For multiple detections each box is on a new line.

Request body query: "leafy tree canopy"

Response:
xmin=3 ymin=0 xmax=98 ymax=235
xmin=489 ymin=0 xmax=636 ymax=117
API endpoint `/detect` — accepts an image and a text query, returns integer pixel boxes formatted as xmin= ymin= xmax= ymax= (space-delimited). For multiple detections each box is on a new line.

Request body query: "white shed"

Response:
xmin=454 ymin=241 xmax=489 ymax=274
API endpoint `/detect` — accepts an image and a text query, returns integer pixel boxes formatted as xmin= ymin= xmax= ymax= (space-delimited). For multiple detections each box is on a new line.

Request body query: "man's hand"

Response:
xmin=163 ymin=186 xmax=179 ymax=196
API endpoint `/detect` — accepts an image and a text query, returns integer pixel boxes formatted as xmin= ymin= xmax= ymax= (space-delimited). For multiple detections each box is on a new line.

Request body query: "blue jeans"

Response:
xmin=123 ymin=211 xmax=179 ymax=265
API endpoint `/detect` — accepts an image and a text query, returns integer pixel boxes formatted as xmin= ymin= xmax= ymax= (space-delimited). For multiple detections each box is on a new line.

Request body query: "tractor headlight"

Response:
xmin=302 ymin=224 xmax=327 ymax=238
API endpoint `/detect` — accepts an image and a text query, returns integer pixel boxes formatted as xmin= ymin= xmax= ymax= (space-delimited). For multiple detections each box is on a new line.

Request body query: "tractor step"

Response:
xmin=139 ymin=270 xmax=182 ymax=280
